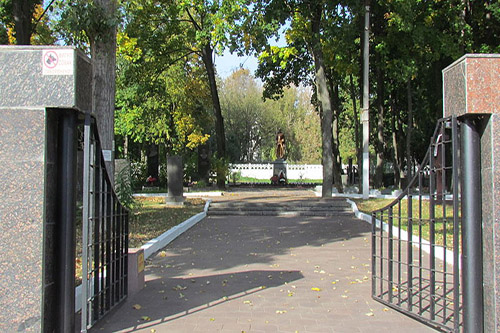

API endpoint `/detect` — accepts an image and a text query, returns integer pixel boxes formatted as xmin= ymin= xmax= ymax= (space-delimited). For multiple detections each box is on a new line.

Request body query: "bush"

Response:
xmin=130 ymin=160 xmax=148 ymax=190
xmin=115 ymin=164 xmax=139 ymax=209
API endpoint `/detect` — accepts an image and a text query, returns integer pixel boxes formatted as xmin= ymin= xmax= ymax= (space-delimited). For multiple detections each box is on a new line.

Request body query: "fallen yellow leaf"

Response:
xmin=365 ymin=312 xmax=374 ymax=317
xmin=311 ymin=287 xmax=321 ymax=291
xmin=141 ymin=316 xmax=151 ymax=321
xmin=133 ymin=304 xmax=141 ymax=310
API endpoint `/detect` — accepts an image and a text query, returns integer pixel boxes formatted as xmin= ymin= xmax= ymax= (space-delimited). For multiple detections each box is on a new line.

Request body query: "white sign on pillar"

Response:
xmin=42 ymin=49 xmax=74 ymax=76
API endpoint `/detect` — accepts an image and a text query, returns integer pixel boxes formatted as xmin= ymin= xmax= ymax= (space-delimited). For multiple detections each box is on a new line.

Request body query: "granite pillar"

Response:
xmin=0 ymin=46 xmax=91 ymax=332
xmin=166 ymin=155 xmax=184 ymax=206
xmin=442 ymin=54 xmax=500 ymax=332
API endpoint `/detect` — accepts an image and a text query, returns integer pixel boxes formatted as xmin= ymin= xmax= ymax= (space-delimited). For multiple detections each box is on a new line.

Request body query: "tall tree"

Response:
xmin=250 ymin=0 xmax=348 ymax=196
xmin=12 ymin=0 xmax=38 ymax=44
xmin=55 ymin=0 xmax=120 ymax=180
xmin=93 ymin=0 xmax=117 ymax=180
xmin=0 ymin=0 xmax=54 ymax=45
xmin=124 ymin=0 xmax=248 ymax=188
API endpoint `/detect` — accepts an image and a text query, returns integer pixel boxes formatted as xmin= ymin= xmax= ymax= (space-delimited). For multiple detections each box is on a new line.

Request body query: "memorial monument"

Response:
xmin=272 ymin=129 xmax=287 ymax=183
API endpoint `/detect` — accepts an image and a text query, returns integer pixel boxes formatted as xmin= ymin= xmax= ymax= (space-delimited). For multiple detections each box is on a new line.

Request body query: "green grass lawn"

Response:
xmin=76 ymin=197 xmax=205 ymax=285
xmin=353 ymin=198 xmax=460 ymax=251
xmin=236 ymin=176 xmax=322 ymax=184
xmin=129 ymin=197 xmax=205 ymax=248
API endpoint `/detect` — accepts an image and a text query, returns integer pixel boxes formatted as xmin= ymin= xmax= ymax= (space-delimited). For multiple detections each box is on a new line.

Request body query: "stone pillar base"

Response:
xmin=128 ymin=248 xmax=145 ymax=295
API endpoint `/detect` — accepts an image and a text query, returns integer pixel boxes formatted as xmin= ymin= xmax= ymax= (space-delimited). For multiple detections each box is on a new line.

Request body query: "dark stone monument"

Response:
xmin=443 ymin=54 xmax=500 ymax=332
xmin=166 ymin=155 xmax=184 ymax=206
xmin=272 ymin=130 xmax=287 ymax=182
xmin=197 ymin=144 xmax=210 ymax=183
xmin=0 ymin=46 xmax=91 ymax=331
xmin=146 ymin=143 xmax=159 ymax=182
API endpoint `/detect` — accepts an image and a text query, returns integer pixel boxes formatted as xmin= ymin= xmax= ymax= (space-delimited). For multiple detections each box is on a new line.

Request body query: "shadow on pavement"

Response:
xmin=90 ymin=270 xmax=303 ymax=332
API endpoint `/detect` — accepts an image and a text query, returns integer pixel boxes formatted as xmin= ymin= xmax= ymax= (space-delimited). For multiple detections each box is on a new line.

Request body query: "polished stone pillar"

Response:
xmin=443 ymin=54 xmax=500 ymax=332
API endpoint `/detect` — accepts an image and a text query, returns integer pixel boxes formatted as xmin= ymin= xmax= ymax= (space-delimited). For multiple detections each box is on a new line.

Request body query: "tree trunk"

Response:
xmin=92 ymin=0 xmax=117 ymax=183
xmin=332 ymin=83 xmax=343 ymax=193
xmin=390 ymin=92 xmax=401 ymax=188
xmin=405 ymin=79 xmax=413 ymax=181
xmin=201 ymin=43 xmax=226 ymax=188
xmin=374 ymin=60 xmax=385 ymax=188
xmin=309 ymin=3 xmax=333 ymax=198
xmin=13 ymin=0 xmax=34 ymax=45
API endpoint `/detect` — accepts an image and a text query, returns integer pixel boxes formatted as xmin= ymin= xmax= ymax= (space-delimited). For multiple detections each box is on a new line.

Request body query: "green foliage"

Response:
xmin=130 ymin=160 xmax=148 ymax=190
xmin=220 ymin=68 xmax=321 ymax=164
xmin=53 ymin=0 xmax=120 ymax=50
xmin=115 ymin=163 xmax=138 ymax=209
xmin=210 ymin=155 xmax=229 ymax=185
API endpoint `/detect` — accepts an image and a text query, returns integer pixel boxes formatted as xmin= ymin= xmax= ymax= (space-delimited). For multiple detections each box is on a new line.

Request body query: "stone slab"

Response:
xmin=443 ymin=54 xmax=500 ymax=117
xmin=0 ymin=107 xmax=46 ymax=332
xmin=0 ymin=46 xmax=92 ymax=114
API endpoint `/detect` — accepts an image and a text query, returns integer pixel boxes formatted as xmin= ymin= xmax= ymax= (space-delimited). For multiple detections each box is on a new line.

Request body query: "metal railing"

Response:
xmin=80 ymin=114 xmax=129 ymax=331
xmin=371 ymin=117 xmax=462 ymax=332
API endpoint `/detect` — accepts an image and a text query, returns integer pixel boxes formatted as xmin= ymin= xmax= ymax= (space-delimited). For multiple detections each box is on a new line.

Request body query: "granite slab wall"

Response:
xmin=443 ymin=54 xmax=500 ymax=117
xmin=0 ymin=46 xmax=91 ymax=331
xmin=0 ymin=46 xmax=92 ymax=113
xmin=0 ymin=107 xmax=46 ymax=331
xmin=443 ymin=54 xmax=500 ymax=331
xmin=480 ymin=114 xmax=500 ymax=332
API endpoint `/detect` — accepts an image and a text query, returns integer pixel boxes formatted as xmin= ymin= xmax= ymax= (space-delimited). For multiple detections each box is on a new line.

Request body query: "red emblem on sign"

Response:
xmin=44 ymin=51 xmax=58 ymax=69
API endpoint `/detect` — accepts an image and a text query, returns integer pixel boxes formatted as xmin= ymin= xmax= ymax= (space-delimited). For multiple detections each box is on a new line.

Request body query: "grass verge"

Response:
xmin=353 ymin=198 xmax=460 ymax=251
xmin=129 ymin=197 xmax=205 ymax=248
xmin=76 ymin=197 xmax=205 ymax=285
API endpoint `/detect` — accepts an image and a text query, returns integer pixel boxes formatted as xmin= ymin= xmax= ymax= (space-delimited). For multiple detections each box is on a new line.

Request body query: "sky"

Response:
xmin=214 ymin=25 xmax=288 ymax=79
xmin=214 ymin=50 xmax=259 ymax=78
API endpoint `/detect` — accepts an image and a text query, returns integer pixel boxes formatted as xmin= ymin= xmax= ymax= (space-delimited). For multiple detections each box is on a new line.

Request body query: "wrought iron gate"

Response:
xmin=80 ymin=114 xmax=129 ymax=331
xmin=371 ymin=117 xmax=462 ymax=332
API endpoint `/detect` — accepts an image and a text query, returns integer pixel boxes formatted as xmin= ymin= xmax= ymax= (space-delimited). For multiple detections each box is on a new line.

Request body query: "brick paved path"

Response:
xmin=91 ymin=190 xmax=434 ymax=332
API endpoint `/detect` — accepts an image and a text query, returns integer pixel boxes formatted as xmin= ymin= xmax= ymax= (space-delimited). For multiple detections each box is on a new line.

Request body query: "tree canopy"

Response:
xmin=2 ymin=0 xmax=499 ymax=189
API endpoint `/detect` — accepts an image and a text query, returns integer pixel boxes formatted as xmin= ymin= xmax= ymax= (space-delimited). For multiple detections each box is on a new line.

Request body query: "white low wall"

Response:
xmin=230 ymin=163 xmax=323 ymax=180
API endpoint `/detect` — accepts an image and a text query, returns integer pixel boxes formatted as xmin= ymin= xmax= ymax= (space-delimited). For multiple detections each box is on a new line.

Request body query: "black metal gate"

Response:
xmin=80 ymin=114 xmax=129 ymax=331
xmin=371 ymin=117 xmax=462 ymax=331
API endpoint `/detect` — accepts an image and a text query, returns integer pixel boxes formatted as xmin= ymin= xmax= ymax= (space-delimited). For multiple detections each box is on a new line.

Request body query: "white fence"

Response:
xmin=230 ymin=163 xmax=323 ymax=180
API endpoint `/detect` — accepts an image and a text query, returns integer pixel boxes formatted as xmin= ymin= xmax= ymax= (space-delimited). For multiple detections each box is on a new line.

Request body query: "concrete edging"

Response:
xmin=75 ymin=199 xmax=212 ymax=313
xmin=346 ymin=199 xmax=459 ymax=268
xmin=141 ymin=199 xmax=211 ymax=259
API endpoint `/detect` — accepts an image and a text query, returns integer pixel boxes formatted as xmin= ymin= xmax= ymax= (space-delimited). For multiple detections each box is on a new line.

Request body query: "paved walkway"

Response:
xmin=91 ymin=189 xmax=434 ymax=332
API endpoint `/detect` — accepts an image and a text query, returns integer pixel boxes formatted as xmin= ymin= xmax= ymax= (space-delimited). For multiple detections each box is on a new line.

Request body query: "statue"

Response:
xmin=276 ymin=130 xmax=286 ymax=160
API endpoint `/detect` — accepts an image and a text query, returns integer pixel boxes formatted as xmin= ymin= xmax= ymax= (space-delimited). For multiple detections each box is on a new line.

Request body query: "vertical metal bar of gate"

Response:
xmin=460 ymin=117 xmax=483 ymax=332
xmin=57 ymin=111 xmax=77 ymax=332
xmin=429 ymin=128 xmax=436 ymax=321
xmin=406 ymin=192 xmax=413 ymax=311
xmin=388 ymin=207 xmax=394 ymax=303
xmin=81 ymin=115 xmax=91 ymax=332
xmin=451 ymin=117 xmax=461 ymax=332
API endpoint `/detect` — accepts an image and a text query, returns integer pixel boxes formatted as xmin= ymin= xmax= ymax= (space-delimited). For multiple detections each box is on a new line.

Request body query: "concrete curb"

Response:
xmin=141 ymin=199 xmax=211 ymax=259
xmin=346 ymin=199 xmax=459 ymax=268
xmin=133 ymin=192 xmax=223 ymax=198
xmin=75 ymin=200 xmax=212 ymax=313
